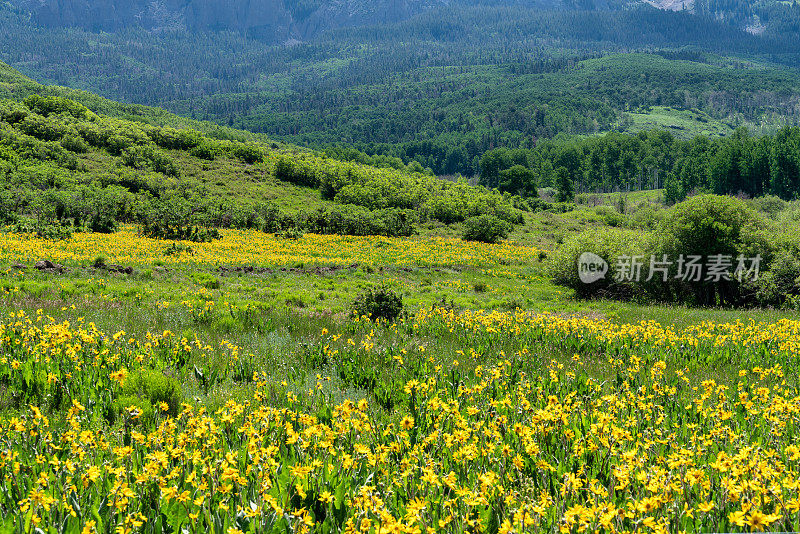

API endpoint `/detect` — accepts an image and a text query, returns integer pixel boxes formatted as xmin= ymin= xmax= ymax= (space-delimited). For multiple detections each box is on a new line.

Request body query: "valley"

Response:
xmin=0 ymin=2 xmax=799 ymax=531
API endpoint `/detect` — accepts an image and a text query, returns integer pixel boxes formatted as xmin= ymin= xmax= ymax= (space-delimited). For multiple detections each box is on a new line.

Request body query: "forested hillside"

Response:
xmin=7 ymin=0 xmax=450 ymax=39
xmin=2 ymin=0 xmax=800 ymax=176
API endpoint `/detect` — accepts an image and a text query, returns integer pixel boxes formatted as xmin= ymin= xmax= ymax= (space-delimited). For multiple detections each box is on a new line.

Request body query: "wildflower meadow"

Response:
xmin=0 ymin=230 xmax=797 ymax=534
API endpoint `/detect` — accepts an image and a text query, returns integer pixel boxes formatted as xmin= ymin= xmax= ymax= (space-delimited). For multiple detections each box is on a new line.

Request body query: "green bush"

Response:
xmin=550 ymin=195 xmax=775 ymax=306
xmin=191 ymin=272 xmax=220 ymax=290
xmin=61 ymin=134 xmax=89 ymax=153
xmin=148 ymin=127 xmax=201 ymax=150
xmin=278 ymin=226 xmax=304 ymax=240
xmin=352 ymin=285 xmax=404 ymax=323
xmin=548 ymin=227 xmax=651 ymax=299
xmin=628 ymin=205 xmax=663 ymax=230
xmin=462 ymin=215 xmax=512 ymax=244
xmin=748 ymin=195 xmax=787 ymax=216
xmin=140 ymin=222 xmax=220 ymax=242
xmin=303 ymin=206 xmax=415 ymax=237
xmin=594 ymin=205 xmax=626 ymax=227
xmin=190 ymin=142 xmax=217 ymax=160
xmin=0 ymin=101 xmax=29 ymax=124
xmin=656 ymin=195 xmax=761 ymax=258
xmin=23 ymin=95 xmax=89 ymax=119
xmin=274 ymin=155 xmax=320 ymax=187
xmin=122 ymin=369 xmax=183 ymax=418
xmin=750 ymin=250 xmax=800 ymax=307
xmin=87 ymin=212 xmax=117 ymax=233
xmin=233 ymin=143 xmax=263 ymax=164
xmin=12 ymin=220 xmax=74 ymax=241
xmin=19 ymin=114 xmax=67 ymax=142
xmin=654 ymin=195 xmax=764 ymax=305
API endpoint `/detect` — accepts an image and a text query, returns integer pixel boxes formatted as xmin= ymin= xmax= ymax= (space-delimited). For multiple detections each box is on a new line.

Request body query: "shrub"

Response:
xmin=654 ymin=195 xmax=764 ymax=305
xmin=548 ymin=227 xmax=651 ymax=299
xmin=594 ymin=205 xmax=626 ymax=227
xmin=190 ymin=142 xmax=216 ymax=160
xmin=61 ymin=135 xmax=89 ymax=153
xmin=19 ymin=114 xmax=67 ymax=142
xmin=149 ymin=127 xmax=201 ymax=150
xmin=86 ymin=207 xmax=117 ymax=234
xmin=274 ymin=155 xmax=319 ymax=187
xmin=628 ymin=205 xmax=663 ymax=230
xmin=0 ymin=101 xmax=29 ymax=124
xmin=233 ymin=144 xmax=263 ymax=164
xmin=23 ymin=95 xmax=89 ymax=119
xmin=105 ymin=134 xmax=133 ymax=156
xmin=278 ymin=227 xmax=304 ymax=240
xmin=303 ymin=206 xmax=415 ymax=237
xmin=141 ymin=222 xmax=220 ymax=242
xmin=750 ymin=250 xmax=800 ymax=307
xmin=498 ymin=165 xmax=537 ymax=197
xmin=352 ymin=285 xmax=404 ymax=323
xmin=656 ymin=195 xmax=761 ymax=258
xmin=749 ymin=195 xmax=787 ymax=216
xmin=120 ymin=145 xmax=151 ymax=169
xmin=462 ymin=215 xmax=512 ymax=244
xmin=13 ymin=220 xmax=74 ymax=241
xmin=109 ymin=369 xmax=183 ymax=425
xmin=152 ymin=151 xmax=180 ymax=177
xmin=550 ymin=195 xmax=772 ymax=306
xmin=163 ymin=242 xmax=194 ymax=255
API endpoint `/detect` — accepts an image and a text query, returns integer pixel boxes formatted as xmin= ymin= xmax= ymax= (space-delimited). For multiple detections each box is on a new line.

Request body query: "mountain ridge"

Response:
xmin=9 ymin=0 xmax=454 ymax=42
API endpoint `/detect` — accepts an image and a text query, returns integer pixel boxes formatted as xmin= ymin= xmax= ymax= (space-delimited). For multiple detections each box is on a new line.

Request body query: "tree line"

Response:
xmin=480 ymin=127 xmax=800 ymax=202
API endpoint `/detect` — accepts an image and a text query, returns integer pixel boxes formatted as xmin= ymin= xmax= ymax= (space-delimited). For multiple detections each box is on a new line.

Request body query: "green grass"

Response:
xmin=1 ymin=236 xmax=798 ymax=338
xmin=623 ymin=106 xmax=735 ymax=138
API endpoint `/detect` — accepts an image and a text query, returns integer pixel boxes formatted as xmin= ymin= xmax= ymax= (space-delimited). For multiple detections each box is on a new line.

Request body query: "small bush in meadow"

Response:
xmin=352 ymin=285 xmax=404 ymax=323
xmin=461 ymin=215 xmax=511 ymax=244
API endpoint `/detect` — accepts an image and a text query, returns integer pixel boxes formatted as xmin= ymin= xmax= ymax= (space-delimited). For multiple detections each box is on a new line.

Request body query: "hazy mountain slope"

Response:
xmin=9 ymin=0 xmax=453 ymax=41
xmin=2 ymin=0 xmax=799 ymax=177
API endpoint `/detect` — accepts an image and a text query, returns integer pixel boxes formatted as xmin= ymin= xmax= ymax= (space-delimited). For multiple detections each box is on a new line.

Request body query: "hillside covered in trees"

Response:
xmin=2 ymin=0 xmax=800 ymax=176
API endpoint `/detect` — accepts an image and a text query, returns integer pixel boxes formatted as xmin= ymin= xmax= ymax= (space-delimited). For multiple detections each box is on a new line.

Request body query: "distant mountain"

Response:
xmin=9 ymin=0 xmax=456 ymax=41
xmin=7 ymin=0 xmax=644 ymax=41
xmin=3 ymin=0 xmax=798 ymax=178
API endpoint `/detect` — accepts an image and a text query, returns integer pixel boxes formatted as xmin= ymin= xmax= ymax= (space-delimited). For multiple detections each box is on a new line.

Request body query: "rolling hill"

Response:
xmin=0 ymin=60 xmax=526 ymax=242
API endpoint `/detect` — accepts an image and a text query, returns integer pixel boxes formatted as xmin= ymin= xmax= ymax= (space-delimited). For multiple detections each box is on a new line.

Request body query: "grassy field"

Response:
xmin=622 ymin=106 xmax=735 ymax=139
xmin=3 ymin=59 xmax=800 ymax=532
xmin=1 ymin=227 xmax=800 ymax=533
xmin=621 ymin=105 xmax=797 ymax=140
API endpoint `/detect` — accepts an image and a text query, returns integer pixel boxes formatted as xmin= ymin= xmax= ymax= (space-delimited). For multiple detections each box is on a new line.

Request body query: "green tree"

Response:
xmin=555 ymin=166 xmax=574 ymax=202
xmin=499 ymin=165 xmax=537 ymax=197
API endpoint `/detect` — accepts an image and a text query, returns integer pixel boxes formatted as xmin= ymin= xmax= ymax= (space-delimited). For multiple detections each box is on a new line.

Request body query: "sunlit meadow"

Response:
xmin=0 ymin=231 xmax=797 ymax=534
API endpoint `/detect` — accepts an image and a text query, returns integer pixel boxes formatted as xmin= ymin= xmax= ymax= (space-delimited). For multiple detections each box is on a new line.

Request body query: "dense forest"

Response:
xmin=2 ymin=1 xmax=800 ymax=176
xmin=480 ymin=127 xmax=800 ymax=203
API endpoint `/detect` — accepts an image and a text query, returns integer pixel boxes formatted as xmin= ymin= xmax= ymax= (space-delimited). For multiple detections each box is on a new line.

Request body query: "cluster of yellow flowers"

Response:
xmin=1 ymin=309 xmax=800 ymax=532
xmin=413 ymin=306 xmax=800 ymax=361
xmin=0 ymin=228 xmax=533 ymax=268
xmin=0 ymin=310 xmax=242 ymax=422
